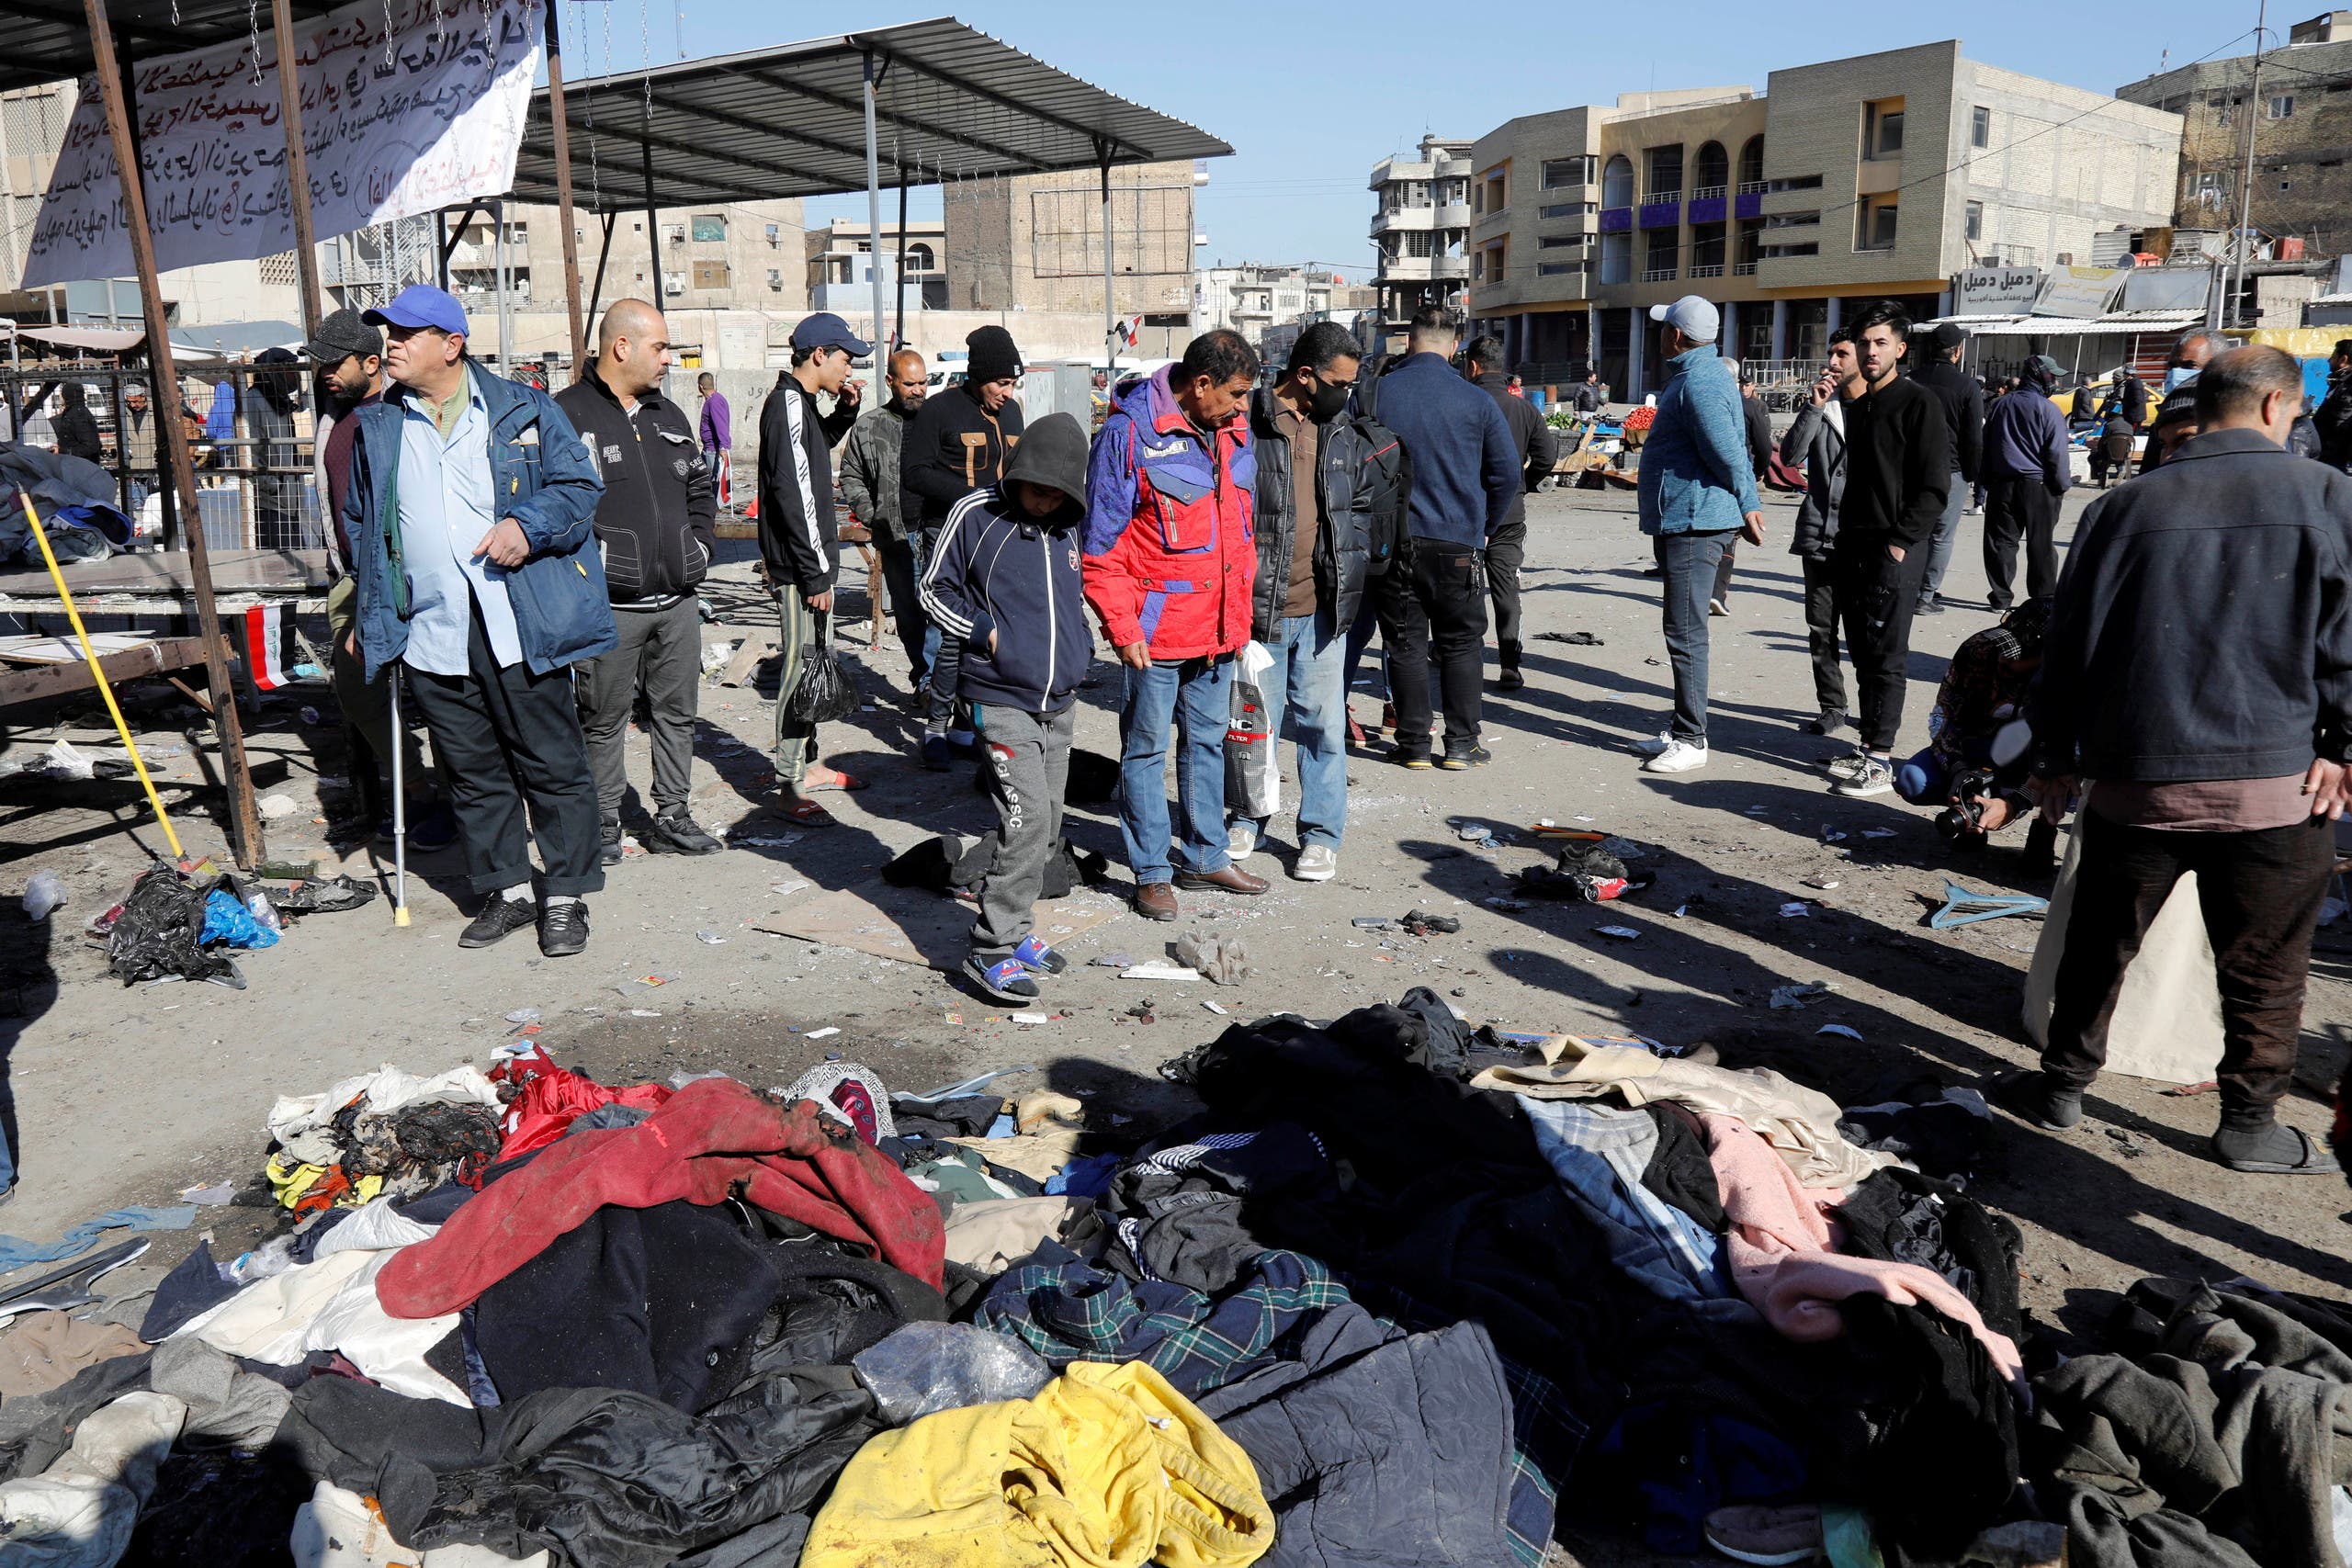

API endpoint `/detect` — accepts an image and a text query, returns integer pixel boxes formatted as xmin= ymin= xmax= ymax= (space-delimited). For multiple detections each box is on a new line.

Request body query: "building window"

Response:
xmin=1864 ymin=99 xmax=1905 ymax=158
xmin=1481 ymin=169 xmax=1508 ymax=214
xmin=1404 ymin=231 xmax=1434 ymax=259
xmin=1763 ymin=209 xmax=1819 ymax=230
xmin=691 ymin=215 xmax=727 ymax=243
xmin=1538 ymin=201 xmax=1595 ymax=220
xmin=1536 ymin=262 xmax=1582 ymax=276
xmin=1760 ymin=241 xmax=1819 ymax=258
xmin=1644 ymin=144 xmax=1684 ymax=201
xmin=1737 ymin=135 xmax=1766 ymax=192
xmin=904 ymin=243 xmax=934 ymax=271
xmin=1538 ymin=234 xmax=1587 ymax=249
xmin=1971 ymin=106 xmax=1991 ymax=148
xmin=765 ymin=223 xmax=782 ymax=245
xmin=1601 ymin=154 xmax=1636 ymax=207
xmin=1965 ymin=200 xmax=1984 ymax=242
xmin=1541 ymin=155 xmax=1596 ymax=189
xmin=2269 ymin=93 xmax=2296 ymax=118
xmin=1858 ymin=198 xmax=1898 ymax=252
xmin=766 ymin=268 xmax=783 ymax=290
xmin=691 ymin=260 xmax=729 ymax=289
xmin=1691 ymin=141 xmax=1729 ymax=199
xmin=1766 ymin=174 xmax=1824 ymax=193
xmin=1600 ymin=231 xmax=1633 ymax=285
xmin=1642 ymin=227 xmax=1677 ymax=281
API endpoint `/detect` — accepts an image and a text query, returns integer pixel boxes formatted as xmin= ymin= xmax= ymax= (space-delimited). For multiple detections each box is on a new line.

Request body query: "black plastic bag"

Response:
xmin=784 ymin=612 xmax=861 ymax=725
xmin=107 ymin=866 xmax=243 ymax=987
xmin=277 ymin=874 xmax=378 ymax=914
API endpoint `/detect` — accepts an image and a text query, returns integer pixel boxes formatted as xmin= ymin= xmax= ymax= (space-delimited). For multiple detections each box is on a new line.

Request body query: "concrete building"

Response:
xmin=941 ymin=160 xmax=1204 ymax=359
xmin=804 ymin=216 xmax=948 ymax=315
xmin=1460 ymin=42 xmax=2181 ymax=398
xmin=2115 ymin=13 xmax=2352 ymax=260
xmin=1194 ymin=264 xmax=1334 ymax=342
xmin=1369 ymin=135 xmax=1474 ymax=334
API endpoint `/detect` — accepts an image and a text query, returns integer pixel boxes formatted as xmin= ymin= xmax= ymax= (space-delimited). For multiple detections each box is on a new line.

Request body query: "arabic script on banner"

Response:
xmin=23 ymin=0 xmax=540 ymax=288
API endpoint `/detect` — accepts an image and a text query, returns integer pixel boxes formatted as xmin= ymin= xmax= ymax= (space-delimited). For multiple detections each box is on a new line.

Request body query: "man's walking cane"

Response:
xmin=388 ymin=662 xmax=409 ymax=926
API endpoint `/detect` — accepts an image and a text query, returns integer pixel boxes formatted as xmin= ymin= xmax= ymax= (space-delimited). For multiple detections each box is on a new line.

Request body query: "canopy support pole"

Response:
xmin=586 ymin=211 xmax=617 ymax=325
xmin=642 ymin=130 xmax=662 ymax=297
xmin=892 ymin=152 xmax=910 ymax=355
xmin=1098 ymin=138 xmax=1117 ymax=385
xmin=86 ymin=7 xmax=264 ymax=867
xmin=544 ymin=1 xmax=585 ymax=374
xmin=267 ymin=0 xmax=322 ymax=338
xmin=863 ymin=50 xmax=888 ymax=356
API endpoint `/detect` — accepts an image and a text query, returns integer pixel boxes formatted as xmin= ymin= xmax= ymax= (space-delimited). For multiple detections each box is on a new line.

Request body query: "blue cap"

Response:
xmin=788 ymin=311 xmax=872 ymax=357
xmin=364 ymin=284 xmax=469 ymax=338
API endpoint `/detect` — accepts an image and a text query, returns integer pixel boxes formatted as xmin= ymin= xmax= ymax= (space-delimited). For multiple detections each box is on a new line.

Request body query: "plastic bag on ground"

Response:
xmin=852 ymin=1321 xmax=1051 ymax=1425
xmin=22 ymin=870 xmax=64 ymax=921
xmin=1174 ymin=931 xmax=1253 ymax=986
xmin=107 ymin=867 xmax=243 ymax=987
xmin=201 ymin=887 xmax=279 ymax=949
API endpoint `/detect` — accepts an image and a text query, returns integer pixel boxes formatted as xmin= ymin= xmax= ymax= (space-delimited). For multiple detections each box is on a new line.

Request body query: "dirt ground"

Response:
xmin=1 ymin=479 xmax=2346 ymax=1565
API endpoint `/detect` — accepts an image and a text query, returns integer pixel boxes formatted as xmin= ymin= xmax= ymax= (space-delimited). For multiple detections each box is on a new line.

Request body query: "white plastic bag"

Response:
xmin=22 ymin=870 xmax=64 ymax=921
xmin=1224 ymin=639 xmax=1280 ymax=822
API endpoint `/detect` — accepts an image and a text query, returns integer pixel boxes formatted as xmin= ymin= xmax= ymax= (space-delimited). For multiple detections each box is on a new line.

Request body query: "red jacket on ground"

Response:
xmin=376 ymin=1077 xmax=945 ymax=1316
xmin=1081 ymin=366 xmax=1256 ymax=660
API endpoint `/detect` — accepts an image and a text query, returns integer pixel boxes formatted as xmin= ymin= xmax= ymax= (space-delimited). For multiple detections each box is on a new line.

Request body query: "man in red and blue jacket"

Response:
xmin=1082 ymin=330 xmax=1262 ymax=921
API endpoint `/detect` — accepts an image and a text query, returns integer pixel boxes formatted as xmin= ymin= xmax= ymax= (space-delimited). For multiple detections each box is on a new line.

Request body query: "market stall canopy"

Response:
xmin=511 ymin=17 xmax=1234 ymax=209
xmin=0 ymin=0 xmax=344 ymax=94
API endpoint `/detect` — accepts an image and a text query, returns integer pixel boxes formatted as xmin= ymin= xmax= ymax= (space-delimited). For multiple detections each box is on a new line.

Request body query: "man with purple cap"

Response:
xmin=758 ymin=310 xmax=869 ymax=823
xmin=337 ymin=284 xmax=613 ymax=956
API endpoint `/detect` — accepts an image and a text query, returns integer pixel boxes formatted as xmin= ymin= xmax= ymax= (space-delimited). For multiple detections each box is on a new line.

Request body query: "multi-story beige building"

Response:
xmin=941 ymin=160 xmax=1202 ymax=357
xmin=1368 ymin=135 xmax=1474 ymax=333
xmin=1452 ymin=41 xmax=2181 ymax=397
xmin=804 ymin=216 xmax=949 ymax=315
xmin=2115 ymin=12 xmax=2352 ymax=258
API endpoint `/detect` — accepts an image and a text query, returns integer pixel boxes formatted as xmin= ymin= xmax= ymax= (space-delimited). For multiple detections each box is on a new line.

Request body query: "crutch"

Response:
xmin=388 ymin=662 xmax=409 ymax=927
xmin=16 ymin=489 xmax=184 ymax=862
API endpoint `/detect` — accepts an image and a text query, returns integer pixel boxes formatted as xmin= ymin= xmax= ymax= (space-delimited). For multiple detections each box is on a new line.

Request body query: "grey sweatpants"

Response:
xmin=771 ymin=590 xmax=820 ymax=788
xmin=575 ymin=597 xmax=702 ymax=822
xmin=970 ymin=701 xmax=1074 ymax=963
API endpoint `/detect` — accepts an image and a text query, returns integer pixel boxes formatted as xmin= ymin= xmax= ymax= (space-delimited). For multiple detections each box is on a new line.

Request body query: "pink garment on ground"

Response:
xmin=491 ymin=1046 xmax=673 ymax=1160
xmin=1699 ymin=1113 xmax=2025 ymax=1388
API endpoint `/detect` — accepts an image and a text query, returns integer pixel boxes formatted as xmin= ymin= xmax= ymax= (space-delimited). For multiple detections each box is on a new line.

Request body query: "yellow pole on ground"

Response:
xmin=16 ymin=489 xmax=186 ymax=861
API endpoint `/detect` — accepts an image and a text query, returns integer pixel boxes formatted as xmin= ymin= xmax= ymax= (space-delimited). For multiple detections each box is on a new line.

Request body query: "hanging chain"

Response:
xmin=247 ymin=0 xmax=264 ymax=85
xmin=381 ymin=0 xmax=396 ymax=66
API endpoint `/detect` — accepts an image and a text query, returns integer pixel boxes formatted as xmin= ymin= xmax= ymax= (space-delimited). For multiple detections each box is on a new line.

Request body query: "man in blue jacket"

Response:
xmin=340 ymin=285 xmax=614 ymax=957
xmin=1372 ymin=307 xmax=1517 ymax=769
xmin=1634 ymin=296 xmax=1765 ymax=775
xmin=1980 ymin=354 xmax=2071 ymax=612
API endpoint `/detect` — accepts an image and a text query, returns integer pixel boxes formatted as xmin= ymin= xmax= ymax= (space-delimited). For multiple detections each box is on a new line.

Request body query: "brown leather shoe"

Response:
xmin=1175 ymin=863 xmax=1270 ymax=896
xmin=1134 ymin=882 xmax=1180 ymax=920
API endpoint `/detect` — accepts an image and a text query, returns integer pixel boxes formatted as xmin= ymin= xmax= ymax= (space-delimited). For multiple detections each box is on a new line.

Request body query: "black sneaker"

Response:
xmin=644 ymin=813 xmax=723 ymax=855
xmin=1994 ymin=1071 xmax=2084 ymax=1131
xmin=459 ymin=896 xmax=538 ymax=949
xmin=1804 ymin=709 xmax=1850 ymax=736
xmin=1391 ymin=748 xmax=1434 ymax=770
xmin=538 ymin=900 xmax=590 ymax=958
xmin=965 ymin=953 xmax=1040 ymax=1003
xmin=1440 ymin=745 xmax=1493 ymax=771
xmin=599 ymin=821 xmax=624 ymax=867
xmin=1915 ymin=597 xmax=1948 ymax=616
xmin=1495 ymin=668 xmax=1524 ymax=693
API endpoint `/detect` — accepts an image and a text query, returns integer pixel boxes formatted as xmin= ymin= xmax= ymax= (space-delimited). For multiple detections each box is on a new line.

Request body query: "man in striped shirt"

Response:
xmin=757 ymin=313 xmax=869 ymax=824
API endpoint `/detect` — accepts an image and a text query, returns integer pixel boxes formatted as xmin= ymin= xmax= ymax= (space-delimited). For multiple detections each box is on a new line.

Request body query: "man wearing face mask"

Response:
xmin=902 ymin=325 xmax=1026 ymax=768
xmin=1231 ymin=322 xmax=1407 ymax=883
xmin=2141 ymin=330 xmax=2227 ymax=473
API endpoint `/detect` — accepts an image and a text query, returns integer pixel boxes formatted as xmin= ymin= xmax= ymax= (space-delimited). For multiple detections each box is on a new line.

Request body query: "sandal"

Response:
xmin=802 ymin=769 xmax=866 ymax=793
xmin=783 ymin=797 xmax=836 ymax=826
xmin=2211 ymin=1122 xmax=2335 ymax=1174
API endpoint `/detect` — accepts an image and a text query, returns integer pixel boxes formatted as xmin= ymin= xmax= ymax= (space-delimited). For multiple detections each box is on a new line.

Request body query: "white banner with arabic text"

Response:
xmin=24 ymin=0 xmax=540 ymax=288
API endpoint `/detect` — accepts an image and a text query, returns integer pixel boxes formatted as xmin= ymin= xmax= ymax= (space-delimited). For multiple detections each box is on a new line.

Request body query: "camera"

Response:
xmin=1933 ymin=768 xmax=1999 ymax=844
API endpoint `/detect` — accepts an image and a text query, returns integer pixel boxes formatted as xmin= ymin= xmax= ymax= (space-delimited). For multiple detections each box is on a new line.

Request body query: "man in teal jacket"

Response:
xmin=340 ymin=286 xmax=614 ymax=957
xmin=1634 ymin=296 xmax=1765 ymax=775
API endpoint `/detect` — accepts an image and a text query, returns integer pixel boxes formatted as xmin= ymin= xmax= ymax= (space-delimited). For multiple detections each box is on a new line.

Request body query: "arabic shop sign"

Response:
xmin=1954 ymin=266 xmax=2043 ymax=313
xmin=25 ymin=0 xmax=538 ymax=288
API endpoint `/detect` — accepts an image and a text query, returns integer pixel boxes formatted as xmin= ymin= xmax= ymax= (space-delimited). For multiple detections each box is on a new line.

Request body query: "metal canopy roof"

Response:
xmin=0 ymin=0 xmax=344 ymax=93
xmin=511 ymin=17 xmax=1233 ymax=212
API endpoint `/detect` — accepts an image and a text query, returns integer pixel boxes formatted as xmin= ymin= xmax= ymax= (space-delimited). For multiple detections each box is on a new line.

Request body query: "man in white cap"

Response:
xmin=1633 ymin=296 xmax=1764 ymax=774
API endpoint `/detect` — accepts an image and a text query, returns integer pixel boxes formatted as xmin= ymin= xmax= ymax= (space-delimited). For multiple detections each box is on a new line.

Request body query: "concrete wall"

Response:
xmin=2117 ymin=39 xmax=2352 ymax=254
xmin=942 ymin=161 xmax=1197 ymax=324
xmin=1959 ymin=62 xmax=2182 ymax=274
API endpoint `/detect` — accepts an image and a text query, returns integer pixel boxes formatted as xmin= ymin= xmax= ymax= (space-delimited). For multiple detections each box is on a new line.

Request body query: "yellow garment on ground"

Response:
xmin=264 ymin=1155 xmax=384 ymax=1211
xmin=800 ymin=1360 xmax=1272 ymax=1568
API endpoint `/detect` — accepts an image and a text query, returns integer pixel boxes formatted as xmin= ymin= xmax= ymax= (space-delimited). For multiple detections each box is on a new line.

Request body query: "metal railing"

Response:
xmin=1641 ymin=265 xmax=1679 ymax=282
xmin=1736 ymin=180 xmax=1770 ymax=196
xmin=1642 ymin=189 xmax=1683 ymax=205
xmin=1690 ymin=184 xmax=1727 ymax=202
xmin=1734 ymin=261 xmax=1759 ymax=275
xmin=1689 ymin=263 xmax=1725 ymax=278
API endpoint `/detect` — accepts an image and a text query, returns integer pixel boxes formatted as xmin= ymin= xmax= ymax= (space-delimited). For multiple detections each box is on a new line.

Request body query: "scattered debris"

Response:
xmin=1770 ymin=982 xmax=1837 ymax=1010
xmin=1860 ymin=828 xmax=1897 ymax=840
xmin=770 ymin=880 xmax=811 ymax=897
xmin=1121 ymin=962 xmax=1200 ymax=982
xmin=22 ymin=870 xmax=64 ymax=921
xmin=1535 ymin=630 xmax=1604 ymax=646
xmin=1090 ymin=953 xmax=1135 ymax=968
xmin=805 ymin=1026 xmax=841 ymax=1041
xmin=1819 ymin=828 xmax=1849 ymax=843
xmin=2104 ymin=1127 xmax=2148 ymax=1159
xmin=1815 ymin=1024 xmax=1865 ymax=1042
xmin=2161 ymin=1080 xmax=2220 ymax=1098
xmin=1802 ymin=877 xmax=1840 ymax=891
xmin=1778 ymin=902 xmax=1812 ymax=919
xmin=256 ymin=794 xmax=300 ymax=821
xmin=616 ymin=974 xmax=680 ymax=997
xmin=1484 ymin=897 xmax=1531 ymax=912
xmin=1929 ymin=882 xmax=2050 ymax=930
xmin=1397 ymin=909 xmax=1463 ymax=935
xmin=695 ymin=931 xmax=729 ymax=944
xmin=503 ymin=1008 xmax=542 ymax=1026
xmin=1174 ymin=931 xmax=1253 ymax=985
xmin=1010 ymin=1010 xmax=1054 ymax=1025
xmin=1597 ymin=925 xmax=1642 ymax=941
xmin=1202 ymin=999 xmax=1228 ymax=1016
xmin=177 ymin=1182 xmax=234 ymax=1206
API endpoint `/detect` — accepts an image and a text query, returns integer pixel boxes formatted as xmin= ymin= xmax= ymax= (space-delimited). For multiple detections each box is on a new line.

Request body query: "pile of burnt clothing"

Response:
xmin=2031 ymin=1277 xmax=2352 ymax=1568
xmin=264 ymin=1064 xmax=510 ymax=1212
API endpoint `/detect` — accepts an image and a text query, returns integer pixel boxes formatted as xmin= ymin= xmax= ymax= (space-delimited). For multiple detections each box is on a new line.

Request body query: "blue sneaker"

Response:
xmin=964 ymin=954 xmax=1040 ymax=1003
xmin=1012 ymin=936 xmax=1067 ymax=976
xmin=922 ymin=735 xmax=951 ymax=772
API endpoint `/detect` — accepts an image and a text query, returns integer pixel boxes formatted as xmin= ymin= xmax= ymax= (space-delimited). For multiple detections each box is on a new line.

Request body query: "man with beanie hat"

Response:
xmin=920 ymin=412 xmax=1092 ymax=1004
xmin=1980 ymin=354 xmax=2071 ymax=612
xmin=901 ymin=324 xmax=1027 ymax=767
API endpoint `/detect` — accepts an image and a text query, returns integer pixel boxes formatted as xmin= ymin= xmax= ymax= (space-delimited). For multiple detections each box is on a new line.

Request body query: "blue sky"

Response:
xmin=610 ymin=0 xmax=2263 ymax=274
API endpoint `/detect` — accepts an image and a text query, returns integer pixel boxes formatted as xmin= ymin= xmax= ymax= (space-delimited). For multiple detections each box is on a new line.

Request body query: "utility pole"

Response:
xmin=2228 ymin=0 xmax=2269 ymax=328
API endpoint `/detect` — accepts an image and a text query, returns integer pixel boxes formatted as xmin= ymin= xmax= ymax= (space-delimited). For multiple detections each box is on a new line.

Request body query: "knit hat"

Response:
xmin=966 ymin=325 xmax=1023 ymax=386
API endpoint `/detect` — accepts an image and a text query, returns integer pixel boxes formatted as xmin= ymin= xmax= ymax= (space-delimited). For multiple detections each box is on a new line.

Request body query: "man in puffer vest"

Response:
xmin=1082 ymin=330 xmax=1261 ymax=921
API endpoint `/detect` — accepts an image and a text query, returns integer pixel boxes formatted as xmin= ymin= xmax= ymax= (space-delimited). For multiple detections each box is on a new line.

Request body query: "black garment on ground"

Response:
xmin=1835 ymin=1098 xmax=1989 ymax=1179
xmin=1100 ymin=1121 xmax=1336 ymax=1292
xmin=473 ymin=1200 xmax=781 ymax=1414
xmin=1834 ymin=1293 xmax=2018 ymax=1558
xmin=881 ymin=832 xmax=1105 ymax=900
xmin=141 ymin=1238 xmax=240 ymax=1341
xmin=1192 ymin=1302 xmax=1528 ymax=1568
xmin=279 ymin=1365 xmax=880 ymax=1568
xmin=1836 ymin=1167 xmax=2023 ymax=1344
xmin=887 ymin=1094 xmax=1001 ymax=1139
xmin=1640 ymin=1102 xmax=1725 ymax=1234
xmin=128 ymin=1447 xmax=314 ymax=1568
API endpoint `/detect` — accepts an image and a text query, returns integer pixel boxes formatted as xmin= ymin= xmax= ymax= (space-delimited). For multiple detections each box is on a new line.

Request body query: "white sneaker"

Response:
xmin=1227 ymin=820 xmax=1259 ymax=860
xmin=1643 ymin=739 xmax=1708 ymax=773
xmin=1709 ymin=597 xmax=1730 ymax=617
xmin=1633 ymin=730 xmax=1675 ymax=757
xmin=1825 ymin=750 xmax=1871 ymax=782
xmin=1833 ymin=755 xmax=1895 ymax=796
xmin=1293 ymin=844 xmax=1338 ymax=882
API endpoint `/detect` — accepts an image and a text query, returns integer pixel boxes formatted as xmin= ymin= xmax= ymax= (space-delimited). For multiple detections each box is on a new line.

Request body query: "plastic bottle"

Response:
xmin=22 ymin=870 xmax=64 ymax=921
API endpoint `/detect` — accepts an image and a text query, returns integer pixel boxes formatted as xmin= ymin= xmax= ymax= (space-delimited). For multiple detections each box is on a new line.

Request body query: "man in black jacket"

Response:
xmin=2022 ymin=346 xmax=2352 ymax=1174
xmin=1908 ymin=322 xmax=1984 ymax=615
xmin=901 ymin=324 xmax=1026 ymax=768
xmin=1465 ymin=335 xmax=1557 ymax=689
xmin=758 ymin=311 xmax=867 ymax=823
xmin=1826 ymin=301 xmax=1950 ymax=798
xmin=559 ymin=300 xmax=721 ymax=863
xmin=51 ymin=383 xmax=102 ymax=465
xmin=2312 ymin=339 xmax=2352 ymax=472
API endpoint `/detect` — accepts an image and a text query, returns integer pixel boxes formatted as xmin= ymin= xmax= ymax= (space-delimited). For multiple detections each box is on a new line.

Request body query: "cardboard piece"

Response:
xmin=752 ymin=878 xmax=1128 ymax=971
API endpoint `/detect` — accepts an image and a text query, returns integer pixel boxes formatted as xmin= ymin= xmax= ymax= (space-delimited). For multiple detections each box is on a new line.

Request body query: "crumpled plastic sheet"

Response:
xmin=1173 ymin=931 xmax=1253 ymax=987
xmin=851 ymin=1321 xmax=1050 ymax=1426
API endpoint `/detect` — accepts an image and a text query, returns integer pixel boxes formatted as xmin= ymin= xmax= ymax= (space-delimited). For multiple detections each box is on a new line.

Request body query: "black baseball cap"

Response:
xmin=304 ymin=306 xmax=383 ymax=364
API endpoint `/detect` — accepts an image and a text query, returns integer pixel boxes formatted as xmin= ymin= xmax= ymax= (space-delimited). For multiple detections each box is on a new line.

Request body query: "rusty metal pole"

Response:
xmin=267 ymin=0 xmax=322 ymax=339
xmin=86 ymin=9 xmax=265 ymax=866
xmin=544 ymin=1 xmax=586 ymax=375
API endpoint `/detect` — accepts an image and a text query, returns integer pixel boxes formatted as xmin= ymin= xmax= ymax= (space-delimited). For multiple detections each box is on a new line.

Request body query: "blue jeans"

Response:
xmin=1119 ymin=655 xmax=1232 ymax=886
xmin=1917 ymin=470 xmax=1966 ymax=606
xmin=1238 ymin=610 xmax=1348 ymax=851
xmin=1655 ymin=530 xmax=1732 ymax=745
xmin=1895 ymin=748 xmax=1947 ymax=805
